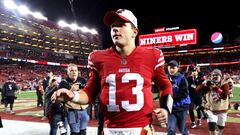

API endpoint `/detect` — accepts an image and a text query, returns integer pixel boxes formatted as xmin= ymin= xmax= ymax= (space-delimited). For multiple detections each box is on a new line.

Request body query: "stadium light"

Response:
xmin=70 ymin=23 xmax=78 ymax=31
xmin=58 ymin=20 xmax=98 ymax=35
xmin=90 ymin=29 xmax=98 ymax=35
xmin=79 ymin=26 xmax=88 ymax=33
xmin=3 ymin=0 xmax=48 ymax=21
xmin=3 ymin=0 xmax=17 ymax=10
xmin=58 ymin=20 xmax=68 ymax=27
xmin=17 ymin=5 xmax=31 ymax=15
xmin=32 ymin=12 xmax=48 ymax=21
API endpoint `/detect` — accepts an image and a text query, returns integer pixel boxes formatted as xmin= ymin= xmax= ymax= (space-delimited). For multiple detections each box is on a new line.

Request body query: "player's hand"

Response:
xmin=51 ymin=88 xmax=74 ymax=103
xmin=154 ymin=108 xmax=168 ymax=127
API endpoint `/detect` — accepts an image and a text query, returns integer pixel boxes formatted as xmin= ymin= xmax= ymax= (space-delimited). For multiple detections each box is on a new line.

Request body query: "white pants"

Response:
xmin=206 ymin=110 xmax=227 ymax=126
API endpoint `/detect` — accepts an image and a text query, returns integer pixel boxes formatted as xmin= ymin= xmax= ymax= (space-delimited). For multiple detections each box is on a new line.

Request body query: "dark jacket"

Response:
xmin=187 ymin=76 xmax=204 ymax=98
xmin=168 ymin=72 xmax=190 ymax=111
xmin=58 ymin=77 xmax=86 ymax=90
xmin=42 ymin=77 xmax=51 ymax=91
xmin=58 ymin=77 xmax=87 ymax=109
xmin=2 ymin=81 xmax=18 ymax=97
xmin=45 ymin=85 xmax=63 ymax=117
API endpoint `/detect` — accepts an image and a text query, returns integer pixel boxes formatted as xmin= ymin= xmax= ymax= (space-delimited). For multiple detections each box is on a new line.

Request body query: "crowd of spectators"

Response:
xmin=0 ymin=62 xmax=90 ymax=92
xmin=0 ymin=5 xmax=239 ymax=89
xmin=0 ymin=46 xmax=87 ymax=65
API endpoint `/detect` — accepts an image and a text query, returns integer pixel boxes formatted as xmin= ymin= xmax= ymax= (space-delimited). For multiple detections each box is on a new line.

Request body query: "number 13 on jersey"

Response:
xmin=106 ymin=73 xmax=145 ymax=112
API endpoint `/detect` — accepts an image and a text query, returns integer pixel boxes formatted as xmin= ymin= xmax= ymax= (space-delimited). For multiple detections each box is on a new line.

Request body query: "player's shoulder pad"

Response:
xmin=145 ymin=47 xmax=163 ymax=54
xmin=89 ymin=49 xmax=110 ymax=59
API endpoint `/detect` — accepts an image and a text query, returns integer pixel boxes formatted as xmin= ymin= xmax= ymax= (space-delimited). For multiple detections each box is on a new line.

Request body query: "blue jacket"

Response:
xmin=169 ymin=72 xmax=191 ymax=110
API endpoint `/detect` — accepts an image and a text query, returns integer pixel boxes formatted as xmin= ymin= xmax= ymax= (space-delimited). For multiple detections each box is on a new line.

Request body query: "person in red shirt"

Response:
xmin=36 ymin=80 xmax=44 ymax=108
xmin=52 ymin=9 xmax=173 ymax=135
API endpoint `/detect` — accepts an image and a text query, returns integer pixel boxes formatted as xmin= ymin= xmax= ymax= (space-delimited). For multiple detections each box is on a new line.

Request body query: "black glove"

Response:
xmin=234 ymin=103 xmax=240 ymax=110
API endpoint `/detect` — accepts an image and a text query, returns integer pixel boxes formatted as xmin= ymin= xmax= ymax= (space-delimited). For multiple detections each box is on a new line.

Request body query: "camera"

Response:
xmin=79 ymin=82 xmax=86 ymax=89
xmin=206 ymin=81 xmax=213 ymax=87
xmin=206 ymin=80 xmax=219 ymax=87
xmin=57 ymin=121 xmax=67 ymax=135
xmin=188 ymin=65 xmax=195 ymax=72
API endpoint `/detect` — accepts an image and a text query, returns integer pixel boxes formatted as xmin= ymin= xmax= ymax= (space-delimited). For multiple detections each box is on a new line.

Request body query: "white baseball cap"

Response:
xmin=103 ymin=9 xmax=138 ymax=28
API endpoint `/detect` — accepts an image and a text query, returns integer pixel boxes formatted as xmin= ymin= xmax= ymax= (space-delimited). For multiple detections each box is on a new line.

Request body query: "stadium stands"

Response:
xmin=0 ymin=5 xmax=239 ymax=86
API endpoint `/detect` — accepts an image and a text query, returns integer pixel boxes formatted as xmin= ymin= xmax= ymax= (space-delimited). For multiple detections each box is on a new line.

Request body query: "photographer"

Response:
xmin=197 ymin=69 xmax=230 ymax=135
xmin=45 ymin=79 xmax=68 ymax=135
xmin=57 ymin=63 xmax=89 ymax=135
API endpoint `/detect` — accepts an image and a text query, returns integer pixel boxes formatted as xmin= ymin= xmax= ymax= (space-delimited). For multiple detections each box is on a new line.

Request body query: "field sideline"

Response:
xmin=1 ymin=85 xmax=240 ymax=135
xmin=12 ymin=84 xmax=240 ymax=124
xmin=10 ymin=84 xmax=240 ymax=100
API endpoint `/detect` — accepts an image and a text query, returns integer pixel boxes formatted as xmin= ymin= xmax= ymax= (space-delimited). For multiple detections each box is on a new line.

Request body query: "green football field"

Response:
xmin=16 ymin=90 xmax=37 ymax=99
xmin=13 ymin=84 xmax=240 ymax=100
xmin=230 ymin=84 xmax=240 ymax=101
xmin=152 ymin=84 xmax=240 ymax=101
xmin=1 ymin=85 xmax=240 ymax=123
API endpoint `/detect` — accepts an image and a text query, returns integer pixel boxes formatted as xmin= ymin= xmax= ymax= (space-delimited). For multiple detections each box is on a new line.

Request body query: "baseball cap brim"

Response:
xmin=168 ymin=60 xmax=179 ymax=67
xmin=212 ymin=70 xmax=222 ymax=76
xmin=103 ymin=11 xmax=130 ymax=26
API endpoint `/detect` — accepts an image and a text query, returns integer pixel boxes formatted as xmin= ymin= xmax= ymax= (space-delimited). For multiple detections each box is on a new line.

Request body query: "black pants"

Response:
xmin=189 ymin=95 xmax=202 ymax=122
xmin=37 ymin=94 xmax=43 ymax=107
xmin=4 ymin=96 xmax=15 ymax=111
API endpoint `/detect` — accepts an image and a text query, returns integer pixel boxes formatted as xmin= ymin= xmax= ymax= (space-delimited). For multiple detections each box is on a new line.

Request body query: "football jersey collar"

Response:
xmin=111 ymin=46 xmax=140 ymax=58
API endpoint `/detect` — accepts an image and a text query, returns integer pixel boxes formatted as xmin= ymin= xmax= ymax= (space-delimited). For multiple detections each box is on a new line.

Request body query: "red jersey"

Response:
xmin=84 ymin=46 xmax=172 ymax=128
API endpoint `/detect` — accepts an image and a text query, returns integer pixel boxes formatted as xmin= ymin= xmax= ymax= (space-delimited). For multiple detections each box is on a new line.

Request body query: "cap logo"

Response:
xmin=116 ymin=9 xmax=125 ymax=14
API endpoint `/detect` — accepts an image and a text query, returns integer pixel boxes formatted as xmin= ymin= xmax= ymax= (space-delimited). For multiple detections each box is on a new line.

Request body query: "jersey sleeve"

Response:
xmin=83 ymin=51 xmax=101 ymax=103
xmin=152 ymin=49 xmax=173 ymax=112
xmin=87 ymin=51 xmax=98 ymax=71
xmin=153 ymin=48 xmax=165 ymax=70
xmin=152 ymin=49 xmax=172 ymax=96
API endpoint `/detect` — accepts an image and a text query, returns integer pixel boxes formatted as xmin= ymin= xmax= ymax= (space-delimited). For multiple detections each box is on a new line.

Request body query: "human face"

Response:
xmin=168 ymin=66 xmax=178 ymax=76
xmin=67 ymin=66 xmax=78 ymax=81
xmin=211 ymin=74 xmax=221 ymax=83
xmin=192 ymin=70 xmax=198 ymax=77
xmin=47 ymin=72 xmax=53 ymax=77
xmin=110 ymin=19 xmax=137 ymax=47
